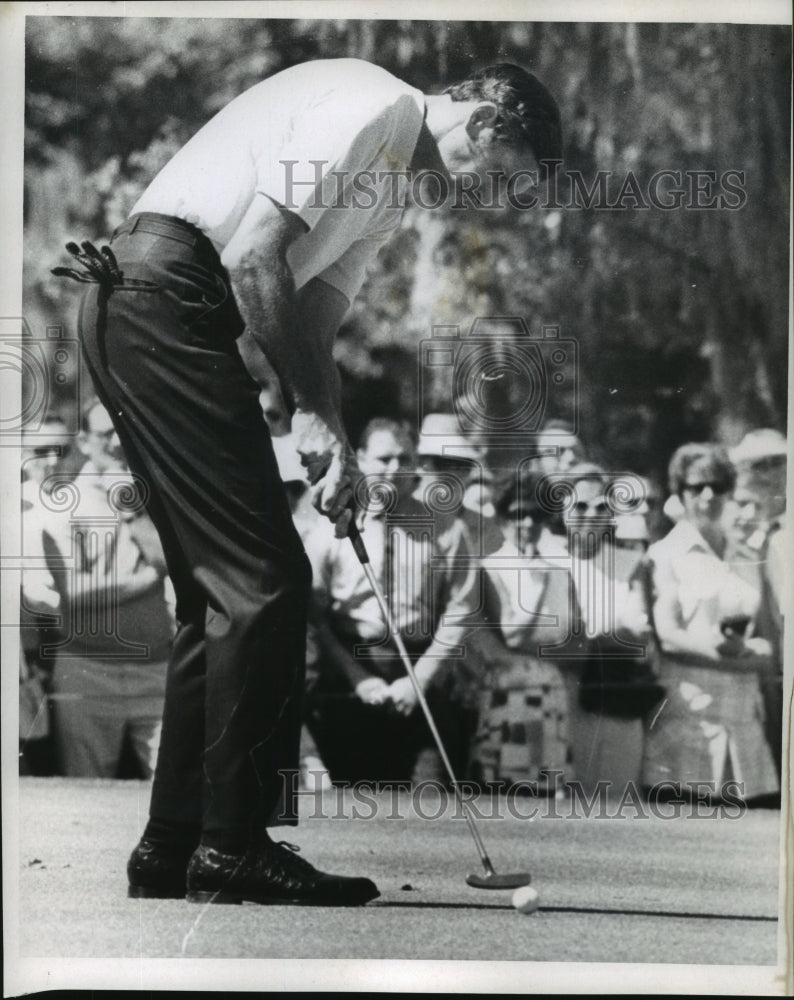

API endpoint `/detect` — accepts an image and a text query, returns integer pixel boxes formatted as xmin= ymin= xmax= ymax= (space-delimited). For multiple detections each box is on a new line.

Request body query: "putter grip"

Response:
xmin=347 ymin=517 xmax=370 ymax=565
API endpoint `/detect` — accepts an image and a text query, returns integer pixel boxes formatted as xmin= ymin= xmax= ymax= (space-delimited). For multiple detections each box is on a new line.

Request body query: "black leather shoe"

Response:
xmin=127 ymin=838 xmax=195 ymax=899
xmin=186 ymin=841 xmax=380 ymax=906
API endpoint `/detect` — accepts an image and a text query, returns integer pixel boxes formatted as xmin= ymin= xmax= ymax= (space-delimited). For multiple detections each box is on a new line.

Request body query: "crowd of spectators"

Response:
xmin=19 ymin=397 xmax=787 ymax=808
xmin=20 ymin=401 xmax=172 ymax=779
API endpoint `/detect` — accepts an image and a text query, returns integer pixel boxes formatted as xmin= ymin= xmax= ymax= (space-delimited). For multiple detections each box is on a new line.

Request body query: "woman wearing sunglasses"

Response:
xmin=642 ymin=443 xmax=779 ymax=805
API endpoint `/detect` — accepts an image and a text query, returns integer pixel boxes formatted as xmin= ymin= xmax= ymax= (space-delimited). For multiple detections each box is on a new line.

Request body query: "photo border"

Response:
xmin=2 ymin=1 xmax=791 ymax=995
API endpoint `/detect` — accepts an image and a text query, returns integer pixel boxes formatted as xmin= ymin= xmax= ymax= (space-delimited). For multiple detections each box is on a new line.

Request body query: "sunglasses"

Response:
xmin=682 ymin=481 xmax=730 ymax=496
xmin=570 ymin=500 xmax=610 ymax=516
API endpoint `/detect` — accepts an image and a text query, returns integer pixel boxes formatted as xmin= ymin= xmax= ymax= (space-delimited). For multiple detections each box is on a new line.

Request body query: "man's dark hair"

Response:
xmin=445 ymin=64 xmax=562 ymax=163
xmin=668 ymin=443 xmax=736 ymax=499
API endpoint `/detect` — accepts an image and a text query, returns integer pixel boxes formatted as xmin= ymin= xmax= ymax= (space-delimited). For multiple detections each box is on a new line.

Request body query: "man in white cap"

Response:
xmin=305 ymin=418 xmax=480 ymax=784
xmin=730 ymin=428 xmax=787 ymax=521
xmin=416 ymin=412 xmax=502 ymax=557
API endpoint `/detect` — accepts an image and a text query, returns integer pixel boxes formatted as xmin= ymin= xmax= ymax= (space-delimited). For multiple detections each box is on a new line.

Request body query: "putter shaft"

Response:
xmin=352 ymin=528 xmax=496 ymax=875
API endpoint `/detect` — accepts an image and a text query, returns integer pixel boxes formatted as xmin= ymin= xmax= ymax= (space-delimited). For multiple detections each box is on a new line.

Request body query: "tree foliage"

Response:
xmin=24 ymin=16 xmax=791 ymax=477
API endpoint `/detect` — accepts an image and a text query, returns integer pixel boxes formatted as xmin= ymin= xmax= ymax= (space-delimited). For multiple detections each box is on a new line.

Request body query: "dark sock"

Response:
xmin=142 ymin=817 xmax=200 ymax=853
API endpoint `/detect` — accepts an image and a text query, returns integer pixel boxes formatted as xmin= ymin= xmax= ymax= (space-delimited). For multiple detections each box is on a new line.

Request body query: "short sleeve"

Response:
xmin=252 ymin=65 xmax=423 ymax=224
xmin=647 ymin=540 xmax=676 ymax=602
xmin=315 ymin=214 xmax=401 ymax=302
xmin=254 ymin=104 xmax=394 ymax=216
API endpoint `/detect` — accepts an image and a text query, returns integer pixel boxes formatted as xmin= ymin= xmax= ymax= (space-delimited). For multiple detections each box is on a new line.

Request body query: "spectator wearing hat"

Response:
xmin=730 ymin=429 xmax=787 ymax=518
xmin=726 ymin=429 xmax=787 ymax=783
xmin=304 ymin=418 xmax=480 ymax=785
xmin=727 ymin=429 xmax=787 ymax=603
xmin=415 ymin=412 xmax=503 ymax=557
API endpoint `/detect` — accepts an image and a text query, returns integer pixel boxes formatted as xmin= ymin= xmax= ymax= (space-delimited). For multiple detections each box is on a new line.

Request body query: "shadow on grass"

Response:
xmin=375 ymin=900 xmax=777 ymax=921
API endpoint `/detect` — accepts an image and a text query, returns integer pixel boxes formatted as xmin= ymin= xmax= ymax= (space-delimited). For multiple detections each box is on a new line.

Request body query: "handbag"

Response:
xmin=578 ymin=633 xmax=666 ymax=719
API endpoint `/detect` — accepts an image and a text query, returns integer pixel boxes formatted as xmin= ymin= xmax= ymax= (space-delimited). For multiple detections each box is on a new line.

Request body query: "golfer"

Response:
xmin=65 ymin=57 xmax=561 ymax=906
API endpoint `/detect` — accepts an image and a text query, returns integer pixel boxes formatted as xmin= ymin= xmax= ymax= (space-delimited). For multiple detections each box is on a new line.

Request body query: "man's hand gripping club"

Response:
xmin=221 ymin=193 xmax=359 ymax=540
xmin=291 ymin=409 xmax=359 ymax=538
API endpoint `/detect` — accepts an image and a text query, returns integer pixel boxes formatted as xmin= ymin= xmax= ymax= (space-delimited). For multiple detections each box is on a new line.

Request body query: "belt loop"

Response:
xmin=129 ymin=215 xmax=141 ymax=235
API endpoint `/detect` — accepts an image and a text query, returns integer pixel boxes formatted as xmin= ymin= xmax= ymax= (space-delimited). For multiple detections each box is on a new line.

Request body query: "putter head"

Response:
xmin=466 ymin=871 xmax=532 ymax=890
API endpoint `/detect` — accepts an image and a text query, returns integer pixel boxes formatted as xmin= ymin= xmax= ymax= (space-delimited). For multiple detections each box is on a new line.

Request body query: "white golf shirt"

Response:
xmin=133 ymin=58 xmax=426 ymax=303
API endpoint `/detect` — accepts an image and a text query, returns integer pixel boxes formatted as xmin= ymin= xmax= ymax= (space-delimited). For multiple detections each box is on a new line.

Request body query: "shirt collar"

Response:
xmin=666 ymin=518 xmax=714 ymax=555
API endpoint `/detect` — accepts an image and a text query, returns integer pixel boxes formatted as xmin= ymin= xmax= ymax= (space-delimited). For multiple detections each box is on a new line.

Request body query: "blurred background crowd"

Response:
xmin=17 ymin=16 xmax=790 ymax=808
xmin=20 ymin=394 xmax=787 ymax=808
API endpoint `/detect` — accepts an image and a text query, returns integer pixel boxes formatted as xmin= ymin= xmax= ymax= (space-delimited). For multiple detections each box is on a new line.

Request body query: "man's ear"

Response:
xmin=76 ymin=431 xmax=90 ymax=457
xmin=466 ymin=101 xmax=499 ymax=141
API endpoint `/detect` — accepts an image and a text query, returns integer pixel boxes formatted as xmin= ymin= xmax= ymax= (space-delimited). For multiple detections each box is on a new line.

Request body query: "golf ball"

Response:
xmin=512 ymin=885 xmax=539 ymax=914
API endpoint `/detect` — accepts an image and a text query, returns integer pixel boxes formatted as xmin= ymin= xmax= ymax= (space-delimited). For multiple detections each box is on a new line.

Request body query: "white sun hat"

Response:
xmin=730 ymin=429 xmax=787 ymax=467
xmin=417 ymin=413 xmax=480 ymax=460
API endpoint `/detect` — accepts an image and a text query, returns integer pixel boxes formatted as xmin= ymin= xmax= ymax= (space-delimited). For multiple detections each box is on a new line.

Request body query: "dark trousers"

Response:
xmin=77 ymin=213 xmax=311 ymax=847
xmin=306 ymin=647 xmax=477 ymax=786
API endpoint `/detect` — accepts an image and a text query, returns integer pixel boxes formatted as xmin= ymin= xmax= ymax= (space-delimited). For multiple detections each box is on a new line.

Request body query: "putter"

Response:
xmin=348 ymin=519 xmax=531 ymax=890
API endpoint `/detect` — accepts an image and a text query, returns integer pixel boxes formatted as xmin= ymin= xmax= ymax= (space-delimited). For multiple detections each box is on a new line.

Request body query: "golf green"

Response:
xmin=8 ymin=778 xmax=787 ymax=993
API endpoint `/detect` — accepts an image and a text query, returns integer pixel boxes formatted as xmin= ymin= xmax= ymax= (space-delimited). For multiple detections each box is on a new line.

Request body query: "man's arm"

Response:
xmin=222 ymin=193 xmax=355 ymax=533
xmin=291 ymin=276 xmax=353 ymax=531
xmin=650 ymin=555 xmax=747 ymax=662
xmin=310 ymin=609 xmax=389 ymax=701
xmin=388 ymin=519 xmax=480 ymax=715
xmin=304 ymin=527 xmax=391 ymax=704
